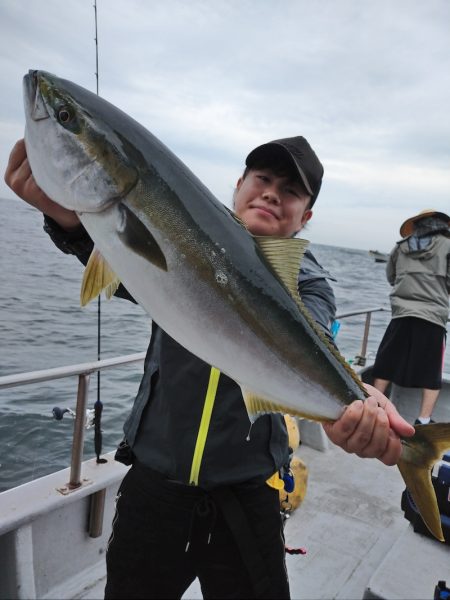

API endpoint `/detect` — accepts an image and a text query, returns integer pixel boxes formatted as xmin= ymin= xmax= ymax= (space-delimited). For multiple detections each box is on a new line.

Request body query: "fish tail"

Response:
xmin=397 ymin=422 xmax=450 ymax=542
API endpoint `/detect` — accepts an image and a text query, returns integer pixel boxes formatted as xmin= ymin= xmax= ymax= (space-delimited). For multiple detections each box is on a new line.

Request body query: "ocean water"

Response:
xmin=1 ymin=197 xmax=449 ymax=492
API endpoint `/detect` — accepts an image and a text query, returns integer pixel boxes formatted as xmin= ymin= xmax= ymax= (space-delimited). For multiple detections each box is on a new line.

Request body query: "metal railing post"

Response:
xmin=69 ymin=373 xmax=90 ymax=489
xmin=0 ymin=352 xmax=146 ymax=495
xmin=354 ymin=312 xmax=372 ymax=366
xmin=89 ymin=488 xmax=107 ymax=537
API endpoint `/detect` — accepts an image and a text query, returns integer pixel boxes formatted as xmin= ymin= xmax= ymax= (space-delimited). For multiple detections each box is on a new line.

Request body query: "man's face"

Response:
xmin=233 ymin=168 xmax=313 ymax=237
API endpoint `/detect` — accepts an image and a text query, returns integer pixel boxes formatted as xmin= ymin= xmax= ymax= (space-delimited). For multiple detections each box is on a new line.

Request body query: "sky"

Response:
xmin=0 ymin=0 xmax=449 ymax=251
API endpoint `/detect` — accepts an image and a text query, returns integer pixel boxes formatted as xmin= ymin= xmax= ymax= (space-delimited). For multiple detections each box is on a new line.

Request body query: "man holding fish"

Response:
xmin=5 ymin=71 xmax=415 ymax=599
xmin=6 ymin=134 xmax=413 ymax=599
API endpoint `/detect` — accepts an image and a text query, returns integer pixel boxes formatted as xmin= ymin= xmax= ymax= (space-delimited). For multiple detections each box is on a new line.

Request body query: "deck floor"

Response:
xmin=80 ymin=440 xmax=418 ymax=600
xmin=281 ymin=444 xmax=409 ymax=600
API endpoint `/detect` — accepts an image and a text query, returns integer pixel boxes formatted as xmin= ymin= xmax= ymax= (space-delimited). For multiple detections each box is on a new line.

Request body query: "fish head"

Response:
xmin=23 ymin=70 xmax=138 ymax=213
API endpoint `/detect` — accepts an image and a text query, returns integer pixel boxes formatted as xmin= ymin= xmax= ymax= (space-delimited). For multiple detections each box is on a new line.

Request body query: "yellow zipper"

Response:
xmin=189 ymin=367 xmax=221 ymax=485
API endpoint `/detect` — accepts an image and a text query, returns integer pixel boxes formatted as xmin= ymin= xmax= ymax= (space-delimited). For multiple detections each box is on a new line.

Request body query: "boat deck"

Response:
xmin=78 ymin=438 xmax=449 ymax=600
xmin=283 ymin=444 xmax=408 ymax=600
xmin=2 ymin=355 xmax=448 ymax=600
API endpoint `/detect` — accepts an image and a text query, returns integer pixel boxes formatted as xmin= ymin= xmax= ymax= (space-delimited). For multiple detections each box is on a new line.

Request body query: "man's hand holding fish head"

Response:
xmin=5 ymin=139 xmax=80 ymax=231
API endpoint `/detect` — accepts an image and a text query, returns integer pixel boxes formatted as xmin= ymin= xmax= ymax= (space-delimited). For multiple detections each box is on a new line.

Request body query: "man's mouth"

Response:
xmin=250 ymin=204 xmax=280 ymax=220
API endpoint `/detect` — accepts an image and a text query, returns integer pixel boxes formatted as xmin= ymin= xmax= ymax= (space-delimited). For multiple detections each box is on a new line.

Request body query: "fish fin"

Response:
xmin=255 ymin=236 xmax=368 ymax=400
xmin=80 ymin=248 xmax=121 ymax=306
xmin=254 ymin=236 xmax=309 ymax=299
xmin=118 ymin=203 xmax=167 ymax=271
xmin=241 ymin=387 xmax=330 ymax=424
xmin=397 ymin=422 xmax=450 ymax=542
xmin=104 ymin=279 xmax=121 ymax=300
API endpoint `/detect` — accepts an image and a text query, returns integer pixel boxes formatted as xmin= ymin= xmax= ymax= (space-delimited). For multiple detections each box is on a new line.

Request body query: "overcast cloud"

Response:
xmin=0 ymin=0 xmax=449 ymax=250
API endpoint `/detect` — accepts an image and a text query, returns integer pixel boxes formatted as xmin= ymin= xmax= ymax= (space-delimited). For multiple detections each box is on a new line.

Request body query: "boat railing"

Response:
xmin=335 ymin=307 xmax=450 ymax=368
xmin=335 ymin=306 xmax=390 ymax=367
xmin=0 ymin=352 xmax=146 ymax=493
xmin=1 ymin=306 xmax=447 ymax=495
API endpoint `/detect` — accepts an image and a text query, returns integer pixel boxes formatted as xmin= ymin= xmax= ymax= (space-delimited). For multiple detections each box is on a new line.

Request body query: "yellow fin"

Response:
xmin=398 ymin=422 xmax=450 ymax=542
xmin=254 ymin=236 xmax=309 ymax=299
xmin=255 ymin=236 xmax=367 ymax=400
xmin=80 ymin=248 xmax=121 ymax=306
xmin=241 ymin=387 xmax=333 ymax=424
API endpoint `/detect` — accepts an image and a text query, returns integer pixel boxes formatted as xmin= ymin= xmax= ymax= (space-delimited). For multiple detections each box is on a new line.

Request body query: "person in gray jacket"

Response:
xmin=5 ymin=135 xmax=414 ymax=599
xmin=373 ymin=209 xmax=450 ymax=424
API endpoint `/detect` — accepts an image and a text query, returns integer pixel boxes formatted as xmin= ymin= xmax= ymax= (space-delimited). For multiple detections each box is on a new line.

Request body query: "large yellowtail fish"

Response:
xmin=23 ymin=70 xmax=450 ymax=541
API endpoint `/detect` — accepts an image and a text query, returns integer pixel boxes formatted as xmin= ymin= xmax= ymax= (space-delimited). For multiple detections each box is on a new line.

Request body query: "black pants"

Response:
xmin=105 ymin=463 xmax=290 ymax=599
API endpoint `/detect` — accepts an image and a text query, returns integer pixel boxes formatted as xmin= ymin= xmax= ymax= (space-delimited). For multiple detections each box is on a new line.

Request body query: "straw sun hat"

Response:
xmin=399 ymin=209 xmax=450 ymax=238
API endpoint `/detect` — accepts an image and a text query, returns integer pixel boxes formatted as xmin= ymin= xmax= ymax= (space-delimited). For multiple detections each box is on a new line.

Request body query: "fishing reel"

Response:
xmin=52 ymin=406 xmax=96 ymax=429
xmin=52 ymin=402 xmax=107 ymax=464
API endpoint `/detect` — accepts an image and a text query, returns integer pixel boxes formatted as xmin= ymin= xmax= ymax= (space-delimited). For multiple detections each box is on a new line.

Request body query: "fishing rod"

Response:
xmin=54 ymin=2 xmax=105 ymax=463
xmin=93 ymin=0 xmax=106 ymax=464
xmin=94 ymin=0 xmax=99 ymax=96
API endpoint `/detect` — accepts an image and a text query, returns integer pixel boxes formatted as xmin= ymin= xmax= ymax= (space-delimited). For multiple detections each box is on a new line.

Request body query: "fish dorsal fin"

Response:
xmin=80 ymin=247 xmax=121 ymax=306
xmin=254 ymin=237 xmax=309 ymax=299
xmin=241 ymin=386 xmax=332 ymax=424
xmin=256 ymin=236 xmax=368 ymax=399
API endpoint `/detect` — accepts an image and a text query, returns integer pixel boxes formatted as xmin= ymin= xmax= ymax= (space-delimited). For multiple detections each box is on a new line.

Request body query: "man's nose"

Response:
xmin=262 ymin=186 xmax=280 ymax=204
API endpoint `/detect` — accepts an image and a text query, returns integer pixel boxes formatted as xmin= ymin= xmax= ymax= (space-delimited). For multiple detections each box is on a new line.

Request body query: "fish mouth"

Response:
xmin=23 ymin=70 xmax=50 ymax=122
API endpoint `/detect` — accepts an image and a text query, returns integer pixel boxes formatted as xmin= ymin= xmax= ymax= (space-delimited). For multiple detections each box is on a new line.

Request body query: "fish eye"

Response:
xmin=58 ymin=106 xmax=73 ymax=124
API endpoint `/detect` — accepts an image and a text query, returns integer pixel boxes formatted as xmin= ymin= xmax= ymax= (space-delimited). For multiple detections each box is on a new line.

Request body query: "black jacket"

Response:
xmin=44 ymin=216 xmax=337 ymax=489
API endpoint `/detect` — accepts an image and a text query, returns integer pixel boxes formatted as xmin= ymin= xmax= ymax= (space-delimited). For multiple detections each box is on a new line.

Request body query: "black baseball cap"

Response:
xmin=245 ymin=136 xmax=324 ymax=206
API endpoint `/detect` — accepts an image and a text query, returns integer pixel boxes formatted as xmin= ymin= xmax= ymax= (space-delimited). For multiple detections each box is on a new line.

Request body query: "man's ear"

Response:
xmin=232 ymin=177 xmax=244 ymax=209
xmin=301 ymin=209 xmax=313 ymax=226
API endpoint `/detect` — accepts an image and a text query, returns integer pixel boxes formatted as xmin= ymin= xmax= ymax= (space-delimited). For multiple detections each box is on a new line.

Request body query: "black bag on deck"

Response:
xmin=401 ymin=452 xmax=450 ymax=543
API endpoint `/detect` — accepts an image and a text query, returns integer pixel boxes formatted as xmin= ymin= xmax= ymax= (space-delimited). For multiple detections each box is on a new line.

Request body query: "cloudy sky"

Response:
xmin=0 ymin=0 xmax=449 ymax=250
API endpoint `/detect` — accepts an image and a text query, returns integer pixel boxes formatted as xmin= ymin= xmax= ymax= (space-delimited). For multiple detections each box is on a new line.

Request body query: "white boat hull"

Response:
xmin=0 ymin=452 xmax=128 ymax=600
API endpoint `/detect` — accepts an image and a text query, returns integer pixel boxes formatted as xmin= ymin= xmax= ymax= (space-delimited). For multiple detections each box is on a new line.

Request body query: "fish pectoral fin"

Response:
xmin=397 ymin=422 xmax=450 ymax=542
xmin=240 ymin=387 xmax=316 ymax=424
xmin=118 ymin=203 xmax=167 ymax=271
xmin=80 ymin=247 xmax=121 ymax=306
xmin=254 ymin=236 xmax=309 ymax=299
